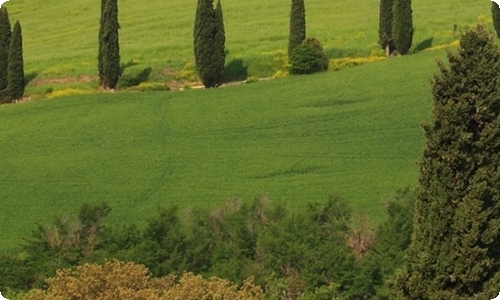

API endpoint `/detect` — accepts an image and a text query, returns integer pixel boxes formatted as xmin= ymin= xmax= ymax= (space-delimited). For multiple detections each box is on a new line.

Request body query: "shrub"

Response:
xmin=289 ymin=38 xmax=328 ymax=75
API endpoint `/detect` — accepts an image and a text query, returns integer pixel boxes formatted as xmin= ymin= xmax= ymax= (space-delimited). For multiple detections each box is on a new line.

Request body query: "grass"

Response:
xmin=2 ymin=0 xmax=492 ymax=87
xmin=0 ymin=48 xmax=447 ymax=251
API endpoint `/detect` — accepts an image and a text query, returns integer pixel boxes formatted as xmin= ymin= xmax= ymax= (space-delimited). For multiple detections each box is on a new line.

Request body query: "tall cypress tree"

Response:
xmin=492 ymin=2 xmax=500 ymax=38
xmin=6 ymin=20 xmax=24 ymax=101
xmin=288 ymin=0 xmax=306 ymax=59
xmin=394 ymin=26 xmax=500 ymax=299
xmin=193 ymin=0 xmax=225 ymax=88
xmin=98 ymin=0 xmax=120 ymax=90
xmin=378 ymin=0 xmax=394 ymax=57
xmin=0 ymin=7 xmax=11 ymax=91
xmin=392 ymin=0 xmax=413 ymax=55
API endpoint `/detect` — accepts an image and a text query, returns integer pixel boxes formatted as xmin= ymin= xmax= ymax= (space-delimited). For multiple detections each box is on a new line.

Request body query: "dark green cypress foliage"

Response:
xmin=392 ymin=0 xmax=413 ymax=55
xmin=6 ymin=21 xmax=24 ymax=101
xmin=393 ymin=26 xmax=500 ymax=299
xmin=0 ymin=7 xmax=12 ymax=91
xmin=492 ymin=2 xmax=500 ymax=38
xmin=288 ymin=0 xmax=306 ymax=59
xmin=98 ymin=0 xmax=120 ymax=89
xmin=98 ymin=0 xmax=107 ymax=87
xmin=193 ymin=0 xmax=225 ymax=88
xmin=378 ymin=0 xmax=394 ymax=57
xmin=213 ymin=0 xmax=225 ymax=85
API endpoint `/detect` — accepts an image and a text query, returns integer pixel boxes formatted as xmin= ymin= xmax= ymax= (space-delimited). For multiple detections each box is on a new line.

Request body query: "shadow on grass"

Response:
xmin=413 ymin=38 xmax=433 ymax=53
xmin=120 ymin=60 xmax=139 ymax=75
xmin=223 ymin=58 xmax=248 ymax=83
xmin=25 ymin=72 xmax=38 ymax=86
xmin=119 ymin=67 xmax=152 ymax=88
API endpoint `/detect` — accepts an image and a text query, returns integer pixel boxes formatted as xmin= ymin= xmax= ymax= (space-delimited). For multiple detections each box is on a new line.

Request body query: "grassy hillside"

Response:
xmin=1 ymin=0 xmax=492 ymax=89
xmin=0 ymin=48 xmax=447 ymax=251
xmin=0 ymin=0 xmax=493 ymax=251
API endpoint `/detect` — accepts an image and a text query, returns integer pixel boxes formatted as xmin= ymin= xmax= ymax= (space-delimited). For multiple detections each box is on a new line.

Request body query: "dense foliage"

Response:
xmin=288 ymin=0 xmax=306 ymax=59
xmin=6 ymin=20 xmax=24 ymax=101
xmin=394 ymin=26 xmax=500 ymax=299
xmin=0 ymin=193 xmax=415 ymax=299
xmin=98 ymin=0 xmax=120 ymax=89
xmin=0 ymin=7 xmax=11 ymax=92
xmin=290 ymin=37 xmax=328 ymax=75
xmin=378 ymin=0 xmax=394 ymax=56
xmin=392 ymin=0 xmax=413 ymax=55
xmin=23 ymin=260 xmax=264 ymax=300
xmin=492 ymin=2 xmax=500 ymax=38
xmin=193 ymin=0 xmax=225 ymax=88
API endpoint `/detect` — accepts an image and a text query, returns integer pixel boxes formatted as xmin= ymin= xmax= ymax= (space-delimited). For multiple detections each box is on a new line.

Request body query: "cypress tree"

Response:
xmin=288 ymin=0 xmax=306 ymax=59
xmin=6 ymin=21 xmax=24 ymax=101
xmin=0 ymin=7 xmax=11 ymax=91
xmin=99 ymin=0 xmax=120 ymax=90
xmin=394 ymin=26 xmax=500 ymax=299
xmin=492 ymin=2 xmax=500 ymax=38
xmin=193 ymin=0 xmax=225 ymax=88
xmin=378 ymin=0 xmax=394 ymax=57
xmin=392 ymin=0 xmax=413 ymax=55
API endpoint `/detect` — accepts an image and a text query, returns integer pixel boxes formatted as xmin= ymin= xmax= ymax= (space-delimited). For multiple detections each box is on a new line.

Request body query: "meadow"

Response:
xmin=1 ymin=49 xmax=441 ymax=251
xmin=2 ymin=0 xmax=492 ymax=91
xmin=0 ymin=0 xmax=494 ymax=251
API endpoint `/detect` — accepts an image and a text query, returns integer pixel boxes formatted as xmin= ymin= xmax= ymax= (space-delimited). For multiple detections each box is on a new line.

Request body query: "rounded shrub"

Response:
xmin=290 ymin=38 xmax=328 ymax=75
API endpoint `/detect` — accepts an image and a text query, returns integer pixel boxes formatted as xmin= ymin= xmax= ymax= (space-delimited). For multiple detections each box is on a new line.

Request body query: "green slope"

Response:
xmin=0 ymin=49 xmax=446 ymax=251
xmin=1 ymin=0 xmax=491 ymax=81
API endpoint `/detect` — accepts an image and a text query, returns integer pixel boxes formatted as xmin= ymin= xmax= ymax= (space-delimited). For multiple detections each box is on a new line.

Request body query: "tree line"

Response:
xmin=0 ymin=192 xmax=415 ymax=299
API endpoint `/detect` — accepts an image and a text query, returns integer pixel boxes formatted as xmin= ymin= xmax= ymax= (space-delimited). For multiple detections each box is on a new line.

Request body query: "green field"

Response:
xmin=1 ymin=49 xmax=443 ymax=251
xmin=1 ymin=0 xmax=493 ymax=89
xmin=0 ymin=0 xmax=494 ymax=251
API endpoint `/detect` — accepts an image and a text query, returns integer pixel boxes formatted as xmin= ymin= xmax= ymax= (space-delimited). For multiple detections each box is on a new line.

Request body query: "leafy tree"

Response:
xmin=394 ymin=26 xmax=500 ymax=299
xmin=288 ymin=0 xmax=306 ymax=59
xmin=98 ymin=0 xmax=120 ymax=89
xmin=0 ymin=7 xmax=11 ymax=91
xmin=24 ymin=261 xmax=264 ymax=300
xmin=492 ymin=2 xmax=500 ymax=38
xmin=193 ymin=0 xmax=225 ymax=88
xmin=392 ymin=0 xmax=413 ymax=55
xmin=6 ymin=20 xmax=24 ymax=101
xmin=378 ymin=0 xmax=394 ymax=57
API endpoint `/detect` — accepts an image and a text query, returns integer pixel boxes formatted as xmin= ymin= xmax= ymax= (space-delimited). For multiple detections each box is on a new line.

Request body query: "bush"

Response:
xmin=290 ymin=38 xmax=328 ymax=75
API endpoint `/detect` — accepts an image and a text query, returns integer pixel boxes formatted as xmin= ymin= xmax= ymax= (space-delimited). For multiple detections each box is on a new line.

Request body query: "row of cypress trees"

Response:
xmin=378 ymin=0 xmax=413 ymax=56
xmin=0 ymin=7 xmax=24 ymax=103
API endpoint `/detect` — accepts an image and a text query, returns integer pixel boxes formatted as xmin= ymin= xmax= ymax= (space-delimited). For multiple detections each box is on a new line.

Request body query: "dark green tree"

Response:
xmin=378 ymin=0 xmax=394 ymax=57
xmin=288 ymin=0 xmax=306 ymax=59
xmin=0 ymin=7 xmax=12 ymax=91
xmin=392 ymin=0 xmax=413 ymax=55
xmin=193 ymin=0 xmax=225 ymax=88
xmin=394 ymin=26 xmax=500 ymax=299
xmin=6 ymin=20 xmax=24 ymax=101
xmin=98 ymin=0 xmax=120 ymax=89
xmin=492 ymin=2 xmax=500 ymax=38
